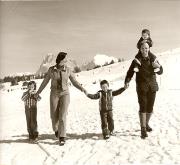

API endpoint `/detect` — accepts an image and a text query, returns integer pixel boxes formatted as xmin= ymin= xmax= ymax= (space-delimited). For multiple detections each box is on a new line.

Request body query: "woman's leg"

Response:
xmin=50 ymin=92 xmax=60 ymax=132
xmin=58 ymin=94 xmax=70 ymax=138
xmin=146 ymin=91 xmax=156 ymax=132
xmin=137 ymin=90 xmax=148 ymax=113
xmin=137 ymin=90 xmax=148 ymax=139
xmin=147 ymin=91 xmax=156 ymax=113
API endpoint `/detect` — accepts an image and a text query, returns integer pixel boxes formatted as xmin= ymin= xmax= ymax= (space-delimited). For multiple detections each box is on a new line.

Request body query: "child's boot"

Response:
xmin=59 ymin=137 xmax=65 ymax=146
xmin=102 ymin=128 xmax=110 ymax=139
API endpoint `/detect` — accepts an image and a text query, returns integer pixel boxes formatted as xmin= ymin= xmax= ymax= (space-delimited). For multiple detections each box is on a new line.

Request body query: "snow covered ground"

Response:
xmin=0 ymin=49 xmax=180 ymax=165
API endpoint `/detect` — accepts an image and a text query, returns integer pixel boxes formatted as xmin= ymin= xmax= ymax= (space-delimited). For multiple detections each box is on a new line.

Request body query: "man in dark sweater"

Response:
xmin=85 ymin=80 xmax=126 ymax=139
xmin=125 ymin=42 xmax=163 ymax=139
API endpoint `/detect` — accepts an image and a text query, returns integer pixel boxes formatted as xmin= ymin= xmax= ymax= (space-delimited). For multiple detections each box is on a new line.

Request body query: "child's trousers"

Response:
xmin=100 ymin=111 xmax=114 ymax=136
xmin=25 ymin=106 xmax=38 ymax=138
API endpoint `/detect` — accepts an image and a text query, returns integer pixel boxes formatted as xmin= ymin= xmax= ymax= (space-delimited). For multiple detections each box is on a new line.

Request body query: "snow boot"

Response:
xmin=102 ymin=128 xmax=110 ymax=139
xmin=139 ymin=113 xmax=148 ymax=139
xmin=55 ymin=131 xmax=58 ymax=138
xmin=59 ymin=137 xmax=65 ymax=146
xmin=146 ymin=113 xmax=152 ymax=132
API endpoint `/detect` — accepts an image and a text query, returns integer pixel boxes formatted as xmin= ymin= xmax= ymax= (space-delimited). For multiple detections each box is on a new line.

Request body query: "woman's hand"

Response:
xmin=34 ymin=93 xmax=39 ymax=99
xmin=83 ymin=89 xmax=88 ymax=96
xmin=124 ymin=83 xmax=129 ymax=89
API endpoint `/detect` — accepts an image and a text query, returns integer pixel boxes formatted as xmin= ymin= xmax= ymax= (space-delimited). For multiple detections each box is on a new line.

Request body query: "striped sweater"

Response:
xmin=22 ymin=90 xmax=41 ymax=108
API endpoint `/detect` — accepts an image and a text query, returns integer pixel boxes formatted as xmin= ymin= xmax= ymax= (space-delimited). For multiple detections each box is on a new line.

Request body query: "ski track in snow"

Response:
xmin=0 ymin=51 xmax=180 ymax=165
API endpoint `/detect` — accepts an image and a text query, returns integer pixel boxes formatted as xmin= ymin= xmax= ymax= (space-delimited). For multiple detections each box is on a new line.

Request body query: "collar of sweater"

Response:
xmin=54 ymin=65 xmax=66 ymax=71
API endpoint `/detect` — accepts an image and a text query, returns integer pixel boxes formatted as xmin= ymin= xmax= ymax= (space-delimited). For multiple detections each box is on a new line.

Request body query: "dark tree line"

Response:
xmin=1 ymin=74 xmax=46 ymax=86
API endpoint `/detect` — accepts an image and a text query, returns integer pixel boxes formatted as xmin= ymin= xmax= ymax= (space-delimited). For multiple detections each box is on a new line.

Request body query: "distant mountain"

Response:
xmin=36 ymin=53 xmax=78 ymax=75
xmin=81 ymin=54 xmax=118 ymax=71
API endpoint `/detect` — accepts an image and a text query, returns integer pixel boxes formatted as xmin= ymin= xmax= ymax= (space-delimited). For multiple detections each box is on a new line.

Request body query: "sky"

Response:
xmin=0 ymin=0 xmax=180 ymax=78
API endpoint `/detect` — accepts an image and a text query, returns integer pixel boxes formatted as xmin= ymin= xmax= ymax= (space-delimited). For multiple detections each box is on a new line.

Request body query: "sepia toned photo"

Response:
xmin=0 ymin=0 xmax=180 ymax=164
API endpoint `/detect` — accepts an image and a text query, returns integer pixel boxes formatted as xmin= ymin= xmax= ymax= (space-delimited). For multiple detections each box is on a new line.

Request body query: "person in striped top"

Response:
xmin=84 ymin=80 xmax=127 ymax=139
xmin=21 ymin=81 xmax=41 ymax=142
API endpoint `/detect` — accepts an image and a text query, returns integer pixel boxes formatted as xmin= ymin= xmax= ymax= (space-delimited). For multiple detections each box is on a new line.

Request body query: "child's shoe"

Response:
xmin=103 ymin=134 xmax=110 ymax=139
xmin=32 ymin=137 xmax=38 ymax=143
xmin=110 ymin=131 xmax=116 ymax=136
xmin=59 ymin=137 xmax=65 ymax=146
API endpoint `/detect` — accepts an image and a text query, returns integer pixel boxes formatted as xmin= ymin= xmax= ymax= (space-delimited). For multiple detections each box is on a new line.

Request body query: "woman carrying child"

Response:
xmin=124 ymin=41 xmax=163 ymax=139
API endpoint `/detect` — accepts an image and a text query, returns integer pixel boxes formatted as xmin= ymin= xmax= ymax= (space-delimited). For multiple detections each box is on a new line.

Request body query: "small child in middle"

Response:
xmin=85 ymin=80 xmax=126 ymax=139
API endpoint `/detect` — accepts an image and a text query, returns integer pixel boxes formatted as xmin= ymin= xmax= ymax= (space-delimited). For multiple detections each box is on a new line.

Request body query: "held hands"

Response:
xmin=29 ymin=90 xmax=36 ymax=94
xmin=124 ymin=83 xmax=129 ymax=89
xmin=83 ymin=89 xmax=88 ymax=96
xmin=33 ymin=93 xmax=39 ymax=99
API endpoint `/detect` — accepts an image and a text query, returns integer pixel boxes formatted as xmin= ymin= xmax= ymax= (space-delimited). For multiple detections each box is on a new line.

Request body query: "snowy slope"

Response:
xmin=0 ymin=48 xmax=180 ymax=165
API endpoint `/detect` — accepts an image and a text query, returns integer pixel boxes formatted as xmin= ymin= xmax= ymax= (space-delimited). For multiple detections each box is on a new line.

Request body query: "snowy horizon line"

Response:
xmin=2 ymin=47 xmax=180 ymax=79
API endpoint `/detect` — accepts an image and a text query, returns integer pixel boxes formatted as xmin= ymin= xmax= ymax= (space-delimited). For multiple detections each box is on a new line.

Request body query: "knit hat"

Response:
xmin=56 ymin=52 xmax=67 ymax=64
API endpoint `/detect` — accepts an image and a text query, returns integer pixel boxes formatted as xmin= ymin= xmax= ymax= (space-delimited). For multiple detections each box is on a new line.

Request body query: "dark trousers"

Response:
xmin=100 ymin=111 xmax=114 ymax=136
xmin=137 ymin=89 xmax=156 ymax=113
xmin=25 ymin=106 xmax=38 ymax=139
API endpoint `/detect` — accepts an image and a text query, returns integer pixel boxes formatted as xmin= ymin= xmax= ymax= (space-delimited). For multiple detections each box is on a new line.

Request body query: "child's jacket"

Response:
xmin=137 ymin=37 xmax=153 ymax=49
xmin=22 ymin=90 xmax=41 ymax=108
xmin=87 ymin=88 xmax=125 ymax=112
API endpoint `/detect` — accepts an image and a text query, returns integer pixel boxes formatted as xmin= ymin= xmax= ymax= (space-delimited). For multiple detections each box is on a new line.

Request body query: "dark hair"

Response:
xmin=142 ymin=29 xmax=150 ymax=36
xmin=28 ymin=81 xmax=36 ymax=90
xmin=100 ymin=80 xmax=109 ymax=86
xmin=56 ymin=52 xmax=67 ymax=64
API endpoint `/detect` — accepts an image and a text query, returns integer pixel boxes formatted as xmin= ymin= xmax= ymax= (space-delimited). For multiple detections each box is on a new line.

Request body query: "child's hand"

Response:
xmin=83 ymin=90 xmax=88 ymax=96
xmin=152 ymin=60 xmax=161 ymax=68
xmin=30 ymin=90 xmax=36 ymax=94
xmin=124 ymin=83 xmax=129 ymax=89
xmin=34 ymin=93 xmax=39 ymax=99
